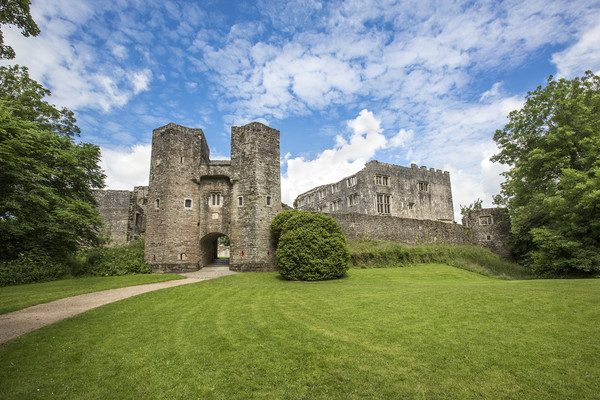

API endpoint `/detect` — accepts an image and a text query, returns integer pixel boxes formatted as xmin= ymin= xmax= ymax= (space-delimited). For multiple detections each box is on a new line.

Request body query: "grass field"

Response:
xmin=0 ymin=265 xmax=598 ymax=399
xmin=0 ymin=274 xmax=184 ymax=315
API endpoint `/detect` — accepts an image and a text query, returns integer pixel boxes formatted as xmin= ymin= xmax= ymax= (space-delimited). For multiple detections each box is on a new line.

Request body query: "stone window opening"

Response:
xmin=180 ymin=156 xmax=184 ymax=163
xmin=331 ymin=182 xmax=341 ymax=193
xmin=266 ymin=196 xmax=272 ymax=206
xmin=408 ymin=202 xmax=415 ymax=210
xmin=178 ymin=253 xmax=186 ymax=261
xmin=238 ymin=196 xmax=243 ymax=206
xmin=486 ymin=235 xmax=492 ymax=241
xmin=155 ymin=199 xmax=160 ymax=209
xmin=377 ymin=194 xmax=391 ymax=215
xmin=347 ymin=193 xmax=359 ymax=206
xmin=184 ymin=198 xmax=192 ymax=209
xmin=209 ymin=193 xmax=222 ymax=207
xmin=479 ymin=216 xmax=493 ymax=225
xmin=375 ymin=175 xmax=389 ymax=186
xmin=331 ymin=199 xmax=343 ymax=211
xmin=346 ymin=176 xmax=357 ymax=187
xmin=418 ymin=182 xmax=429 ymax=191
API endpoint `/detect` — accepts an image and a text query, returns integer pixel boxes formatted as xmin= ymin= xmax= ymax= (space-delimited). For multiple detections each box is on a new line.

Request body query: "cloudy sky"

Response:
xmin=3 ymin=0 xmax=600 ymax=221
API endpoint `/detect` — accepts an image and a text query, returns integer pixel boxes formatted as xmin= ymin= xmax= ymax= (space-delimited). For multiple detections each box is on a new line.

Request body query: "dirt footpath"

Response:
xmin=0 ymin=267 xmax=243 ymax=345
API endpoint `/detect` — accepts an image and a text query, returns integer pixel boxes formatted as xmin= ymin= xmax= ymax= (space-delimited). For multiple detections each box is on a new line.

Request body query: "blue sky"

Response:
xmin=3 ymin=0 xmax=600 ymax=221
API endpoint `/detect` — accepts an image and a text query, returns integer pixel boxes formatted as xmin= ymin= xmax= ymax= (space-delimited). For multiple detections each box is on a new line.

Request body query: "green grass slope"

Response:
xmin=1 ymin=266 xmax=598 ymax=399
xmin=349 ymin=239 xmax=533 ymax=279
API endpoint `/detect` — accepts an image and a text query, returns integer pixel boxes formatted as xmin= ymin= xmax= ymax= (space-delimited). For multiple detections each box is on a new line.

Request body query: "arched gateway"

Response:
xmin=144 ymin=122 xmax=281 ymax=273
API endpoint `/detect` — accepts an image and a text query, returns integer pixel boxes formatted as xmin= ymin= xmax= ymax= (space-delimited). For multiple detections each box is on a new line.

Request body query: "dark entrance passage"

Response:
xmin=199 ymin=232 xmax=230 ymax=268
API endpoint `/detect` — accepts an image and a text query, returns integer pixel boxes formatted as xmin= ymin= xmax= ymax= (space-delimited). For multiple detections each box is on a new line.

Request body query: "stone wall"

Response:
xmin=462 ymin=208 xmax=513 ymax=261
xmin=93 ymin=190 xmax=131 ymax=245
xmin=327 ymin=212 xmax=471 ymax=245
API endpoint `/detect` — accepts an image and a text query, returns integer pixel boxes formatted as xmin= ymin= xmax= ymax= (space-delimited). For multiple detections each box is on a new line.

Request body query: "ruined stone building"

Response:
xmin=95 ymin=122 xmax=282 ymax=272
xmin=295 ymin=160 xmax=454 ymax=222
xmin=94 ymin=123 xmax=513 ymax=269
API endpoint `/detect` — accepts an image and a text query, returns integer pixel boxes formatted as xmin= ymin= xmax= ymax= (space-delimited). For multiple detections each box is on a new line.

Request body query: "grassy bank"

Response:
xmin=348 ymin=239 xmax=533 ymax=279
xmin=0 ymin=274 xmax=184 ymax=315
xmin=0 ymin=266 xmax=598 ymax=399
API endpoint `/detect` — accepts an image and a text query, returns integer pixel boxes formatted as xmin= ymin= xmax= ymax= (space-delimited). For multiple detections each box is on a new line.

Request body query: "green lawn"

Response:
xmin=0 ymin=274 xmax=184 ymax=315
xmin=0 ymin=265 xmax=598 ymax=399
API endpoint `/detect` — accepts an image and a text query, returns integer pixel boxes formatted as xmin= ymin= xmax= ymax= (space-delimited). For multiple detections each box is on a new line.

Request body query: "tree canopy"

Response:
xmin=0 ymin=0 xmax=40 ymax=59
xmin=0 ymin=66 xmax=105 ymax=263
xmin=492 ymin=72 xmax=600 ymax=276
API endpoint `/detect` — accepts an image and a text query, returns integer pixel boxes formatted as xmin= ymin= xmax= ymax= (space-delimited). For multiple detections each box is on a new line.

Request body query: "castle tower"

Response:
xmin=229 ymin=122 xmax=282 ymax=271
xmin=145 ymin=123 xmax=210 ymax=272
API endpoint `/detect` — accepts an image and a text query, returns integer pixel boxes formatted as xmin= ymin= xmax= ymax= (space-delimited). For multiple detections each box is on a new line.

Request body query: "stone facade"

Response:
xmin=93 ymin=188 xmax=147 ymax=245
xmin=143 ymin=122 xmax=281 ymax=273
xmin=462 ymin=208 xmax=513 ymax=261
xmin=295 ymin=160 xmax=454 ymax=222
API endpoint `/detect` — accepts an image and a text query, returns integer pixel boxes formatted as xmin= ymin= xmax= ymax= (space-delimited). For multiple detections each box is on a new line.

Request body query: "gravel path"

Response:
xmin=0 ymin=267 xmax=238 ymax=345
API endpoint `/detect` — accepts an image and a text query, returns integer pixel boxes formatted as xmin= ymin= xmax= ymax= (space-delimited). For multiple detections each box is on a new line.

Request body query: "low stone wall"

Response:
xmin=326 ymin=212 xmax=471 ymax=245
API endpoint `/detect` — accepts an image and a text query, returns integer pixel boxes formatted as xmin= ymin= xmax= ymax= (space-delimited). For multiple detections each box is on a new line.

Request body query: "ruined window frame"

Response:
xmin=184 ymin=198 xmax=193 ymax=209
xmin=418 ymin=182 xmax=429 ymax=191
xmin=375 ymin=174 xmax=389 ymax=186
xmin=376 ymin=193 xmax=391 ymax=215
xmin=408 ymin=202 xmax=415 ymax=210
xmin=347 ymin=193 xmax=359 ymax=206
xmin=479 ymin=215 xmax=493 ymax=225
xmin=346 ymin=175 xmax=357 ymax=187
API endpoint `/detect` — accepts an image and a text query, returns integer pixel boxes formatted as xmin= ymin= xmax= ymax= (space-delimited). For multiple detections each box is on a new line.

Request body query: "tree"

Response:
xmin=0 ymin=0 xmax=40 ymax=59
xmin=460 ymin=198 xmax=482 ymax=219
xmin=492 ymin=71 xmax=600 ymax=276
xmin=271 ymin=210 xmax=350 ymax=281
xmin=0 ymin=67 xmax=105 ymax=264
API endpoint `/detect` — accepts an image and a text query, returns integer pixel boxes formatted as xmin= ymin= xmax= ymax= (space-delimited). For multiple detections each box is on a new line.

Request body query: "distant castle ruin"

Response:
xmin=94 ymin=122 xmax=512 ymax=272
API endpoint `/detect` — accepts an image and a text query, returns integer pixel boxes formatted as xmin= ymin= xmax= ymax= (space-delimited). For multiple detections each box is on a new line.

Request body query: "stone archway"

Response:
xmin=199 ymin=232 xmax=230 ymax=268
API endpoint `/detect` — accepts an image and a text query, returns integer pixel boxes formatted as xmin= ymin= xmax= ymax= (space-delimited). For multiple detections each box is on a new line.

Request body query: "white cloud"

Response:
xmin=552 ymin=21 xmax=600 ymax=78
xmin=389 ymin=129 xmax=414 ymax=148
xmin=131 ymin=69 xmax=152 ymax=94
xmin=282 ymin=109 xmax=390 ymax=205
xmin=100 ymin=144 xmax=152 ymax=190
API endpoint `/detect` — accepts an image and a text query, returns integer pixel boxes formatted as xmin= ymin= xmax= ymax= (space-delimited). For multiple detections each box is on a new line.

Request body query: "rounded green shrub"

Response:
xmin=272 ymin=210 xmax=350 ymax=281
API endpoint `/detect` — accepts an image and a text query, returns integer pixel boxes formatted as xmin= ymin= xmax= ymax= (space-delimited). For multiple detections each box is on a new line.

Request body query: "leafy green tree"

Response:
xmin=0 ymin=0 xmax=40 ymax=59
xmin=460 ymin=198 xmax=482 ymax=219
xmin=492 ymin=72 xmax=600 ymax=276
xmin=272 ymin=210 xmax=349 ymax=281
xmin=0 ymin=67 xmax=105 ymax=265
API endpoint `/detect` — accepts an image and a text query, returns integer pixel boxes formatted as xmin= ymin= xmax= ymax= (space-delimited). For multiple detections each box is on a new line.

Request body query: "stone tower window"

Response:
xmin=331 ymin=182 xmax=340 ymax=193
xmin=377 ymin=194 xmax=391 ymax=214
xmin=210 ymin=193 xmax=221 ymax=207
xmin=408 ymin=202 xmax=415 ymax=210
xmin=184 ymin=198 xmax=192 ymax=209
xmin=375 ymin=175 xmax=389 ymax=186
xmin=479 ymin=216 xmax=493 ymax=225
xmin=266 ymin=196 xmax=272 ymax=206
xmin=155 ymin=199 xmax=160 ymax=209
xmin=178 ymin=253 xmax=186 ymax=261
xmin=418 ymin=182 xmax=429 ymax=191
xmin=238 ymin=196 xmax=243 ymax=206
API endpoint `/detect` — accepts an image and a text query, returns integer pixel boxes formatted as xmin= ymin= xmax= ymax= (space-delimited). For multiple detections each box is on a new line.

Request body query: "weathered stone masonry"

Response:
xmin=94 ymin=123 xmax=513 ymax=266
xmin=144 ymin=122 xmax=281 ymax=273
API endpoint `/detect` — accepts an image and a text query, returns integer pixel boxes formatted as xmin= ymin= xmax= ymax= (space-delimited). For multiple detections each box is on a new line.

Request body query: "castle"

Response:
xmin=94 ymin=122 xmax=512 ymax=272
